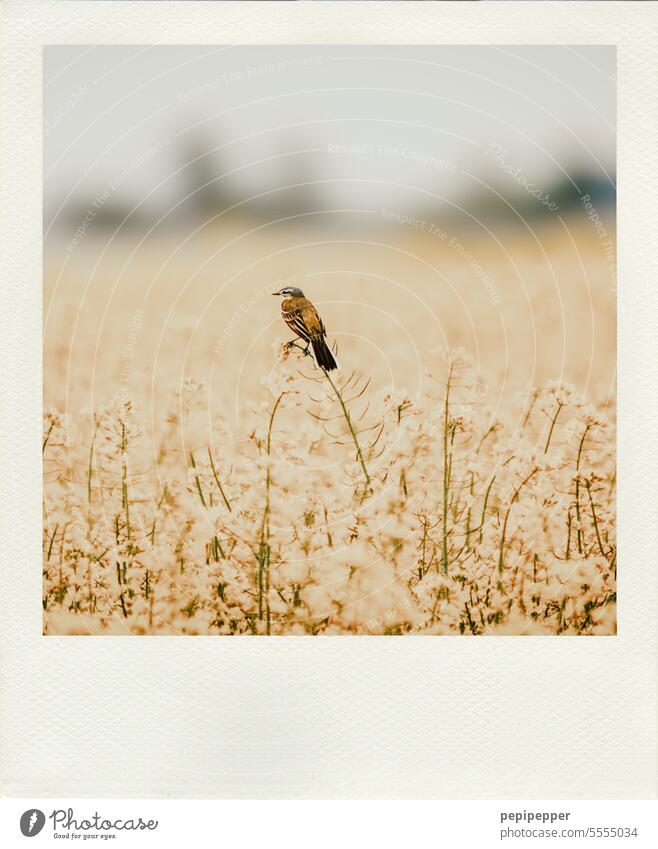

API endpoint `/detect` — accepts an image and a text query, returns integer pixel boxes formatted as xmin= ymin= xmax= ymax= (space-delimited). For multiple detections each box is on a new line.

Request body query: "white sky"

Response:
xmin=44 ymin=45 xmax=616 ymax=226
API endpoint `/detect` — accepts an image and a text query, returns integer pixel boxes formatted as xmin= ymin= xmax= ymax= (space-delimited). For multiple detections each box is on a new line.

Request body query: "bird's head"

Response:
xmin=272 ymin=286 xmax=304 ymax=298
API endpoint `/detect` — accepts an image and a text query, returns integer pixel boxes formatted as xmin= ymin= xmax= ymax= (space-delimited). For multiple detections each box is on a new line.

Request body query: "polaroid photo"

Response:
xmin=42 ymin=43 xmax=616 ymax=639
xmin=1 ymin=0 xmax=656 ymax=830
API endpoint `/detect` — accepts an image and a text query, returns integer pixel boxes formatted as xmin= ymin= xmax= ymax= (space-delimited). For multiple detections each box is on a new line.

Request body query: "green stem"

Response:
xmin=190 ymin=452 xmax=207 ymax=508
xmin=498 ymin=468 xmax=538 ymax=573
xmin=87 ymin=415 xmax=101 ymax=521
xmin=441 ymin=366 xmax=453 ymax=574
xmin=574 ymin=423 xmax=590 ymax=555
xmin=42 ymin=421 xmax=55 ymax=454
xmin=46 ymin=524 xmax=59 ymax=562
xmin=585 ymin=480 xmax=606 ymax=557
xmin=257 ymin=393 xmax=284 ymax=632
xmin=479 ymin=474 xmax=496 ymax=544
xmin=122 ymin=461 xmax=131 ymax=540
xmin=464 ymin=471 xmax=474 ymax=550
xmin=521 ymin=389 xmax=539 ymax=431
xmin=207 ymin=446 xmax=232 ymax=512
xmin=322 ymin=368 xmax=371 ymax=493
xmin=544 ymin=401 xmax=563 ymax=453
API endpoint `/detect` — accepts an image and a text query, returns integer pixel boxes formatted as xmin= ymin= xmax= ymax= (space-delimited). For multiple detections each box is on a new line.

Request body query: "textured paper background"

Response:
xmin=1 ymin=1 xmax=656 ymax=799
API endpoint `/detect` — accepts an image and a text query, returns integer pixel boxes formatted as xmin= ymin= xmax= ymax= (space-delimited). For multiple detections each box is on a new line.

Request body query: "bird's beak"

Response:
xmin=272 ymin=290 xmax=281 ymax=296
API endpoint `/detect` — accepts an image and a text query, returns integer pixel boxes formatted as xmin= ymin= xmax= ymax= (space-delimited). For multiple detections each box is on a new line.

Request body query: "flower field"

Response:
xmin=43 ymin=217 xmax=616 ymax=635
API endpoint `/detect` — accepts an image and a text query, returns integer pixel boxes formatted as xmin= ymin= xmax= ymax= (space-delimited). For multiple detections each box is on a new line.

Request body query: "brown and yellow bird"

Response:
xmin=273 ymin=286 xmax=339 ymax=371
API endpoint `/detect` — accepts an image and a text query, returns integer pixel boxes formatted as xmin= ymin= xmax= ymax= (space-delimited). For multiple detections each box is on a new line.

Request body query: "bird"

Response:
xmin=272 ymin=287 xmax=339 ymax=371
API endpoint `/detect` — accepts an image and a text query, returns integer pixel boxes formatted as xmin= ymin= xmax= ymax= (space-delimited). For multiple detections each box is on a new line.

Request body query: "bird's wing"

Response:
xmin=300 ymin=303 xmax=326 ymax=339
xmin=282 ymin=300 xmax=312 ymax=341
xmin=282 ymin=297 xmax=327 ymax=342
xmin=283 ymin=311 xmax=311 ymax=342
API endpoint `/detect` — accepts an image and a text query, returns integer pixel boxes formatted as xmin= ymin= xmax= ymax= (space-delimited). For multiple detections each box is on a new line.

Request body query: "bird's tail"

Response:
xmin=311 ymin=338 xmax=339 ymax=371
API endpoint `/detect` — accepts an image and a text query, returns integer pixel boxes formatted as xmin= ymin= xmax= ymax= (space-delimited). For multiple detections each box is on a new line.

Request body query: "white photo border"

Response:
xmin=1 ymin=1 xmax=656 ymax=799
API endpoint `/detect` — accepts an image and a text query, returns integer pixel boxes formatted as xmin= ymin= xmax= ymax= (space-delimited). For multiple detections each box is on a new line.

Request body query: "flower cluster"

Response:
xmin=43 ymin=348 xmax=615 ymax=635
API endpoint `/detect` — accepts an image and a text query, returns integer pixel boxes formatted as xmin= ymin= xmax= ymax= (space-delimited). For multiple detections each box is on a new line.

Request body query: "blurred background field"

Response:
xmin=43 ymin=46 xmax=616 ymax=635
xmin=44 ymin=215 xmax=615 ymax=447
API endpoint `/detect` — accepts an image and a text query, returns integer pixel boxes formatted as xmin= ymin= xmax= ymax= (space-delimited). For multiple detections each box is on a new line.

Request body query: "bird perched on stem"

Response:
xmin=273 ymin=287 xmax=339 ymax=371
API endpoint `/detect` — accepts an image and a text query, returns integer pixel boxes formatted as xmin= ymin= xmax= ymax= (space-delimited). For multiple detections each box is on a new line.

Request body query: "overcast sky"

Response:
xmin=44 ymin=45 xmax=615 ymax=228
